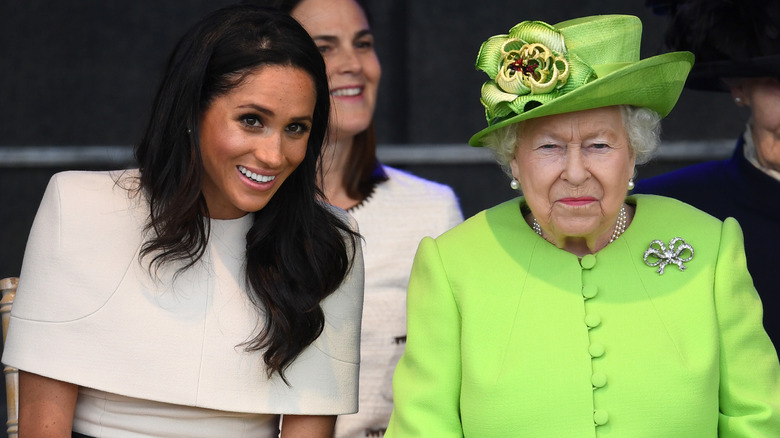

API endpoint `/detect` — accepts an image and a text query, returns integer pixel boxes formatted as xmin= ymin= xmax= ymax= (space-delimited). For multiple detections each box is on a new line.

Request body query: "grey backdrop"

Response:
xmin=0 ymin=1 xmax=745 ymax=430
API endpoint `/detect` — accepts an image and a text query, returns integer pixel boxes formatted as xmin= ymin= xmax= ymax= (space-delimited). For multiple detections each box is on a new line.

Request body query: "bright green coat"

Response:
xmin=387 ymin=195 xmax=780 ymax=437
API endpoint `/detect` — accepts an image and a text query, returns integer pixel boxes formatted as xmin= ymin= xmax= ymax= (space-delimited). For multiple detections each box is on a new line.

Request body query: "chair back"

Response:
xmin=1 ymin=277 xmax=19 ymax=438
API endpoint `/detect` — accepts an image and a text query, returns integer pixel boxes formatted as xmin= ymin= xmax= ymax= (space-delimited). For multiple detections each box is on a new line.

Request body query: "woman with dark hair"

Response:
xmin=2 ymin=4 xmax=363 ymax=437
xmin=254 ymin=0 xmax=463 ymax=436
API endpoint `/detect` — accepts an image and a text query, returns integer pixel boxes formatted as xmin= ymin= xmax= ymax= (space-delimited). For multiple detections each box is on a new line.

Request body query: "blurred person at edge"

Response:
xmin=636 ymin=0 xmax=780 ymax=351
xmin=247 ymin=0 xmax=464 ymax=436
xmin=386 ymin=14 xmax=780 ymax=437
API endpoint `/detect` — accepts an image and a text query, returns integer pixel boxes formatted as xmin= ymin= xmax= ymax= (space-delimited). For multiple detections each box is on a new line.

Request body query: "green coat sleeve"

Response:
xmin=386 ymin=236 xmax=464 ymax=437
xmin=716 ymin=218 xmax=780 ymax=436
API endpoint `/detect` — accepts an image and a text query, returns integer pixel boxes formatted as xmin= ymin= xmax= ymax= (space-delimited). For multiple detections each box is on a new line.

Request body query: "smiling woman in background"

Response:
xmin=258 ymin=0 xmax=464 ymax=436
xmin=2 ymin=4 xmax=363 ymax=437
xmin=387 ymin=14 xmax=780 ymax=437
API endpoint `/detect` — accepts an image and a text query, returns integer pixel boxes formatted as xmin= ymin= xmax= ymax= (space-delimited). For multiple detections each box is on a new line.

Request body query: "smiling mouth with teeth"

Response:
xmin=238 ymin=165 xmax=275 ymax=183
xmin=331 ymin=87 xmax=362 ymax=97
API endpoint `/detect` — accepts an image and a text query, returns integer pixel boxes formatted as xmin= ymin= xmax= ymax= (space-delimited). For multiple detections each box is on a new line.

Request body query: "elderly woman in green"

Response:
xmin=386 ymin=14 xmax=780 ymax=437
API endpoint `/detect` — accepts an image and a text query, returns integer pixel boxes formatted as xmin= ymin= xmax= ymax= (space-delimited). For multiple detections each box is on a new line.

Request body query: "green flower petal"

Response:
xmin=560 ymin=53 xmax=597 ymax=92
xmin=501 ymin=38 xmax=526 ymax=53
xmin=475 ymin=34 xmax=510 ymax=78
xmin=489 ymin=101 xmax=516 ymax=120
xmin=509 ymin=21 xmax=566 ymax=53
xmin=481 ymin=81 xmax=520 ymax=119
xmin=481 ymin=81 xmax=519 ymax=106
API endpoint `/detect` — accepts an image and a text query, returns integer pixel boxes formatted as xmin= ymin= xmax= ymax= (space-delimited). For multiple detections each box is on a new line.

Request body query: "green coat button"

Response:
xmin=582 ymin=284 xmax=598 ymax=299
xmin=589 ymin=343 xmax=605 ymax=358
xmin=594 ymin=410 xmax=609 ymax=426
xmin=580 ymin=254 xmax=597 ymax=269
xmin=585 ymin=314 xmax=601 ymax=328
xmin=591 ymin=372 xmax=607 ymax=388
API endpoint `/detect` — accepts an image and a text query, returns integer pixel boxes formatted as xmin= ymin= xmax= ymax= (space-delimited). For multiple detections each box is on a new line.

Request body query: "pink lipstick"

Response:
xmin=558 ymin=197 xmax=597 ymax=207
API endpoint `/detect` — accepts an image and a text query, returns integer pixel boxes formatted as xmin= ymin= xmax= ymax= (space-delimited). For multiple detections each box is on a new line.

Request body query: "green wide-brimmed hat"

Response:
xmin=469 ymin=15 xmax=694 ymax=147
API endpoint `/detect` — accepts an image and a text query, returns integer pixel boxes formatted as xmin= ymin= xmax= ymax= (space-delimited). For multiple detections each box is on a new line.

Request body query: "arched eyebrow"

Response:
xmin=312 ymin=35 xmax=338 ymax=44
xmin=353 ymin=29 xmax=372 ymax=39
xmin=237 ymin=104 xmax=313 ymax=124
xmin=238 ymin=103 xmax=275 ymax=117
xmin=583 ymin=127 xmax=623 ymax=141
xmin=312 ymin=29 xmax=373 ymax=44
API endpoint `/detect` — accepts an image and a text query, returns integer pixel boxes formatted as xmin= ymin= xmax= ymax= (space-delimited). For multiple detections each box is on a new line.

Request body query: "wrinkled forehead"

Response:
xmin=515 ymin=106 xmax=626 ymax=141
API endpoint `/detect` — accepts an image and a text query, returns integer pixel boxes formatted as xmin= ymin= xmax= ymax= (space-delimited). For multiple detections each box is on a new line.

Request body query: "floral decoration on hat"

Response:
xmin=476 ymin=21 xmax=596 ymax=123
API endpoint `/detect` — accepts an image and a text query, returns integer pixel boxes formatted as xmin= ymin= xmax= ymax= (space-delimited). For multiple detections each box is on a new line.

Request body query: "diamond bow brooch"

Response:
xmin=643 ymin=238 xmax=694 ymax=275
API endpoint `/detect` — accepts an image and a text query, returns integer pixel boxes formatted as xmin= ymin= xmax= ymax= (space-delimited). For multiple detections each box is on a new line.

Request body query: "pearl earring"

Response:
xmin=510 ymin=178 xmax=520 ymax=190
xmin=628 ymin=178 xmax=635 ymax=190
xmin=734 ymin=97 xmax=744 ymax=105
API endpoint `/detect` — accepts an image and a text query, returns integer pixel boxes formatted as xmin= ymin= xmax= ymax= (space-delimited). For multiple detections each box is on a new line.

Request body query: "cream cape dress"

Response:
xmin=3 ymin=170 xmax=365 ymax=437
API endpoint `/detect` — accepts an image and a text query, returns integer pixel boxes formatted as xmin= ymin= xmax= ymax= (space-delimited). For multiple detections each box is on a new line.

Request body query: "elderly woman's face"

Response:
xmin=730 ymin=77 xmax=780 ymax=172
xmin=510 ymin=106 xmax=635 ymax=246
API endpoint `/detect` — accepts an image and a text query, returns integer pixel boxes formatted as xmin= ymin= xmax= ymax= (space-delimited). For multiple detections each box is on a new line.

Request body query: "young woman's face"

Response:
xmin=292 ymin=0 xmax=381 ymax=140
xmin=199 ymin=65 xmax=316 ymax=219
xmin=510 ymin=106 xmax=636 ymax=246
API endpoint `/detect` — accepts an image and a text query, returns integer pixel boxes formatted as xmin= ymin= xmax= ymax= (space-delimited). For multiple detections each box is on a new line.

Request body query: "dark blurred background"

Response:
xmin=0 ymin=0 xmax=744 ymax=433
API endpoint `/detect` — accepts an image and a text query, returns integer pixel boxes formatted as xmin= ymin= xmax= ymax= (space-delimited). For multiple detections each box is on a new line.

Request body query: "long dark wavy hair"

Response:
xmin=249 ymin=0 xmax=385 ymax=201
xmin=133 ymin=4 xmax=359 ymax=382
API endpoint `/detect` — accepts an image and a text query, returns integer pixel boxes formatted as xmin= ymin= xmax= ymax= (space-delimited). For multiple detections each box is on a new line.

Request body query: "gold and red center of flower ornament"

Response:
xmin=497 ymin=41 xmax=569 ymax=95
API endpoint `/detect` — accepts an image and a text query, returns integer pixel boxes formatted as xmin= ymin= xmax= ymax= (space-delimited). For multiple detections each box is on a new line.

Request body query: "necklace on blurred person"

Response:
xmin=532 ymin=204 xmax=628 ymax=243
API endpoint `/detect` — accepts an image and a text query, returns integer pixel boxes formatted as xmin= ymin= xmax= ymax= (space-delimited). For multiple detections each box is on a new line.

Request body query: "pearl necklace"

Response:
xmin=532 ymin=204 xmax=628 ymax=243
